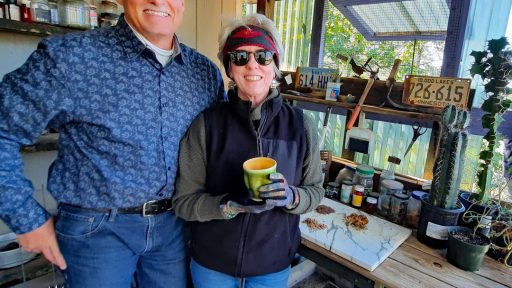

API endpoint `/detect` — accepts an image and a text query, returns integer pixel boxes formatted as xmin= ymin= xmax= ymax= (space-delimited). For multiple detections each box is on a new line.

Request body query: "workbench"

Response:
xmin=300 ymin=234 xmax=511 ymax=288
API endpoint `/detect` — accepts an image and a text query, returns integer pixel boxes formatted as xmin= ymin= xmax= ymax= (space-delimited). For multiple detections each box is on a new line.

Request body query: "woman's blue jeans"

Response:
xmin=55 ymin=204 xmax=186 ymax=288
xmin=190 ymin=258 xmax=290 ymax=288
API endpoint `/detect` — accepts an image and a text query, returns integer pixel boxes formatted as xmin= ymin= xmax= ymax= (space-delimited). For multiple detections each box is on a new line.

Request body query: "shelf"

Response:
xmin=282 ymin=93 xmax=442 ymax=122
xmin=0 ymin=18 xmax=85 ymax=37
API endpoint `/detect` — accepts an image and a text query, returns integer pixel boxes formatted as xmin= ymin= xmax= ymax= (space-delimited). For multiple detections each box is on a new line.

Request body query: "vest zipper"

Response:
xmin=256 ymin=102 xmax=270 ymax=156
xmin=236 ymin=213 xmax=252 ymax=276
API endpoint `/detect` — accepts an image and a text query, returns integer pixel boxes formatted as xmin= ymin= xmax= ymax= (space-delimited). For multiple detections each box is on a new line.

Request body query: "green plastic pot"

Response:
xmin=447 ymin=227 xmax=491 ymax=271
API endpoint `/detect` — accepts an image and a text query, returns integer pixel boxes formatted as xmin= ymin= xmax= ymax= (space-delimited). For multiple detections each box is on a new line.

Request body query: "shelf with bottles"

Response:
xmin=0 ymin=17 xmax=85 ymax=36
xmin=0 ymin=0 xmax=122 ymax=37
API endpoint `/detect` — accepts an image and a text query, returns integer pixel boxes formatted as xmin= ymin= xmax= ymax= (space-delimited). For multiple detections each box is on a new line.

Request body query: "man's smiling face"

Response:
xmin=118 ymin=0 xmax=185 ymax=49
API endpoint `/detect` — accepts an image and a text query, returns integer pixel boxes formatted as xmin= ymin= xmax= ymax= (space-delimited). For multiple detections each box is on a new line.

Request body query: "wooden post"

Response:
xmin=424 ymin=121 xmax=441 ymax=179
xmin=257 ymin=0 xmax=275 ymax=18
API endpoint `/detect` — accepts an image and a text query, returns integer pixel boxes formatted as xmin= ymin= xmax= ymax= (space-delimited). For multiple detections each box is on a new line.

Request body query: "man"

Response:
xmin=0 ymin=0 xmax=224 ymax=286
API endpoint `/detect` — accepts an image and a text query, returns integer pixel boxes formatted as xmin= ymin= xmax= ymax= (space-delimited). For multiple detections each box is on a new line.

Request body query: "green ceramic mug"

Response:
xmin=243 ymin=157 xmax=277 ymax=201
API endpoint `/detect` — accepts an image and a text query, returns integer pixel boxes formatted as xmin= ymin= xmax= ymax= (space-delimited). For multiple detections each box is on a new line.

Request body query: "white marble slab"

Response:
xmin=299 ymin=198 xmax=412 ymax=271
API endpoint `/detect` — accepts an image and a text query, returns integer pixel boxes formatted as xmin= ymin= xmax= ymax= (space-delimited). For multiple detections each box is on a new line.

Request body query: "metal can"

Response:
xmin=352 ymin=185 xmax=364 ymax=208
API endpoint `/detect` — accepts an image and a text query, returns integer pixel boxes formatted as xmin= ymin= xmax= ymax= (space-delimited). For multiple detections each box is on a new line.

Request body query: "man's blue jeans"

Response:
xmin=55 ymin=204 xmax=186 ymax=288
xmin=190 ymin=258 xmax=290 ymax=288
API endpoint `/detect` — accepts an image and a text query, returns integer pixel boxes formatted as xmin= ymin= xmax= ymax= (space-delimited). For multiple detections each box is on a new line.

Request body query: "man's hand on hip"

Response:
xmin=16 ymin=218 xmax=67 ymax=270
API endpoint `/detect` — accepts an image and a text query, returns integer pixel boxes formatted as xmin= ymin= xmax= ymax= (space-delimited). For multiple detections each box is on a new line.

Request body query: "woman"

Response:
xmin=173 ymin=13 xmax=324 ymax=288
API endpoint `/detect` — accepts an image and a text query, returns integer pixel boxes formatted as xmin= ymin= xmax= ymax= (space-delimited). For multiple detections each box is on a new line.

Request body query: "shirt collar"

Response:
xmin=114 ymin=14 xmax=187 ymax=65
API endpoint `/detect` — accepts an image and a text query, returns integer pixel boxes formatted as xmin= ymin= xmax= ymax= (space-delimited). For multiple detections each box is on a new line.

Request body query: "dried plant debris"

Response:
xmin=345 ymin=213 xmax=369 ymax=231
xmin=303 ymin=218 xmax=327 ymax=231
xmin=315 ymin=204 xmax=335 ymax=215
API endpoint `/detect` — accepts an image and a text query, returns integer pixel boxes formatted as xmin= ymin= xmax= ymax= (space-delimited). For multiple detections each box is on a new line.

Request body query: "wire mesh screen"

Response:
xmin=243 ymin=0 xmax=315 ymax=71
xmin=323 ymin=1 xmax=445 ymax=80
xmin=349 ymin=0 xmax=449 ymax=39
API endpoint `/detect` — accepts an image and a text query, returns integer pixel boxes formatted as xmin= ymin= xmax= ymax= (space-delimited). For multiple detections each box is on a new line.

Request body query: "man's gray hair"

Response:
xmin=218 ymin=14 xmax=284 ymax=79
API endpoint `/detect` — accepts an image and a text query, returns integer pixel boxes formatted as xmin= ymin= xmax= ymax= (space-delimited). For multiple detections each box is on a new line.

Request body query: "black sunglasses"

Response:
xmin=228 ymin=50 xmax=275 ymax=66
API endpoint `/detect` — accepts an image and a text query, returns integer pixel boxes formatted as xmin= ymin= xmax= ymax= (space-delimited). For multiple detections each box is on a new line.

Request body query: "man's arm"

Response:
xmin=0 ymin=40 xmax=69 ymax=269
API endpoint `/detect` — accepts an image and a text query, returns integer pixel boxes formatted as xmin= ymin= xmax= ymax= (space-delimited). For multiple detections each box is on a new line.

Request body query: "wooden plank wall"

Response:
xmin=180 ymin=0 xmax=243 ymax=84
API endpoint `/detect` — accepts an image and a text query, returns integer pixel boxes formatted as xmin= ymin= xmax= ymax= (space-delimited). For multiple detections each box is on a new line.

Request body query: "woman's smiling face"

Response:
xmin=229 ymin=46 xmax=276 ymax=108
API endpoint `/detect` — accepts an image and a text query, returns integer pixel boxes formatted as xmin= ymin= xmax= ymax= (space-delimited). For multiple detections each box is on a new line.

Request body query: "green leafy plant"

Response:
xmin=470 ymin=37 xmax=512 ymax=203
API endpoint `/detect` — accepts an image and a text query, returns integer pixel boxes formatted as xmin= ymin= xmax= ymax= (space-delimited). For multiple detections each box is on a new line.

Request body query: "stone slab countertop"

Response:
xmin=20 ymin=133 xmax=59 ymax=153
xmin=300 ymin=198 xmax=411 ymax=272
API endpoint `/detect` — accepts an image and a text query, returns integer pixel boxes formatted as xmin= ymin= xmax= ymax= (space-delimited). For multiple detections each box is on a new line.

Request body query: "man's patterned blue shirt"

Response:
xmin=0 ymin=17 xmax=225 ymax=234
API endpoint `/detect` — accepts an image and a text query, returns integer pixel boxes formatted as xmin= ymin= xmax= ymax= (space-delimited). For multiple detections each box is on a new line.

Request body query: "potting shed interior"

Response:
xmin=0 ymin=0 xmax=511 ymax=287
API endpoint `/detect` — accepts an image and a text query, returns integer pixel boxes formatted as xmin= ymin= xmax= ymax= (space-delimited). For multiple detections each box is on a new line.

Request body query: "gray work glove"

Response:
xmin=220 ymin=173 xmax=299 ymax=219
xmin=259 ymin=173 xmax=298 ymax=209
xmin=220 ymin=198 xmax=275 ymax=219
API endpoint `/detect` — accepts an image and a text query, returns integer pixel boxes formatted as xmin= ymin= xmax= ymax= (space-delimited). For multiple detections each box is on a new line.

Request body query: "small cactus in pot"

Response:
xmin=417 ymin=104 xmax=469 ymax=248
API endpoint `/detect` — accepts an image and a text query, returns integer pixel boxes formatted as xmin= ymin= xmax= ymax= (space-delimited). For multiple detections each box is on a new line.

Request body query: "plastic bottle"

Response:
xmin=405 ymin=190 xmax=426 ymax=228
xmin=352 ymin=185 xmax=364 ymax=208
xmin=379 ymin=156 xmax=401 ymax=188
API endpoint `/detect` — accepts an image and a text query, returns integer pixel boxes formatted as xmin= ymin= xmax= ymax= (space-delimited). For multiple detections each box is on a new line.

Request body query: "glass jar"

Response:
xmin=369 ymin=191 xmax=380 ymax=201
xmin=98 ymin=0 xmax=119 ymax=27
xmin=352 ymin=185 xmax=364 ymax=208
xmin=5 ymin=0 xmax=20 ymax=21
xmin=20 ymin=0 xmax=31 ymax=22
xmin=48 ymin=0 xmax=59 ymax=24
xmin=389 ymin=192 xmax=409 ymax=224
xmin=352 ymin=164 xmax=374 ymax=197
xmin=377 ymin=179 xmax=404 ymax=217
xmin=340 ymin=180 xmax=353 ymax=204
xmin=325 ymin=182 xmax=340 ymax=200
xmin=30 ymin=0 xmax=51 ymax=23
xmin=335 ymin=166 xmax=355 ymax=184
xmin=405 ymin=190 xmax=426 ymax=228
xmin=89 ymin=4 xmax=98 ymax=28
xmin=0 ymin=0 xmax=5 ymax=19
xmin=59 ymin=0 xmax=89 ymax=28
xmin=363 ymin=196 xmax=377 ymax=215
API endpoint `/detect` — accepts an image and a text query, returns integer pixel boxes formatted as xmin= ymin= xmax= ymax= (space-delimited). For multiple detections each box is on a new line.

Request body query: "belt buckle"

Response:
xmin=142 ymin=200 xmax=158 ymax=217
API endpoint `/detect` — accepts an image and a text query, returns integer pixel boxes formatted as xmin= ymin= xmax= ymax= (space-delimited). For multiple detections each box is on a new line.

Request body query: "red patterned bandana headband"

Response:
xmin=222 ymin=25 xmax=279 ymax=73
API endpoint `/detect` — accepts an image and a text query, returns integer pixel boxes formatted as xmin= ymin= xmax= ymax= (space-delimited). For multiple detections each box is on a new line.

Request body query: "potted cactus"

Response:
xmin=417 ymin=105 xmax=467 ymax=249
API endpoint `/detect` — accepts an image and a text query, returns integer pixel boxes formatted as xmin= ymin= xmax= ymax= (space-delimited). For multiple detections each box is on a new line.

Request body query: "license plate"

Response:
xmin=402 ymin=75 xmax=471 ymax=109
xmin=295 ymin=67 xmax=337 ymax=90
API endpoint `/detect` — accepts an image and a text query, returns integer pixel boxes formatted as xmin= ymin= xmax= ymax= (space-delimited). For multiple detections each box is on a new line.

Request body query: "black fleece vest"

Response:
xmin=190 ymin=91 xmax=307 ymax=277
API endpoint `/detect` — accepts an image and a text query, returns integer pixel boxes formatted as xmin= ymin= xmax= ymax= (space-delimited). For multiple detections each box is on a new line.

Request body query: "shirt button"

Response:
xmin=158 ymin=193 xmax=164 ymax=197
xmin=162 ymin=103 xmax=169 ymax=107
xmin=167 ymin=167 xmax=171 ymax=171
